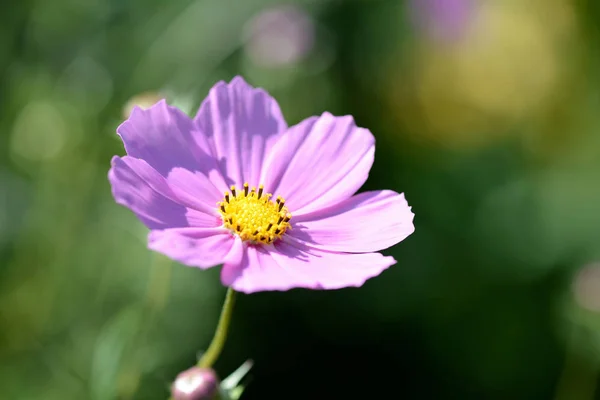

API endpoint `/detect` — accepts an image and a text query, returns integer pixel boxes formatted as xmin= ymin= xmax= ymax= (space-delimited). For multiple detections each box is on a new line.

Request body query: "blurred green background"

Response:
xmin=3 ymin=0 xmax=600 ymax=398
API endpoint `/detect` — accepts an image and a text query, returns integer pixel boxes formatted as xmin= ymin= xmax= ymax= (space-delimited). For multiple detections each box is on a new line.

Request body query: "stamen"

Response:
xmin=217 ymin=183 xmax=292 ymax=245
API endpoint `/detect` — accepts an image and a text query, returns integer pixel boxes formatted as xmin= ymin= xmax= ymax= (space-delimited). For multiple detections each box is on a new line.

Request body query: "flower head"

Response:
xmin=109 ymin=77 xmax=415 ymax=293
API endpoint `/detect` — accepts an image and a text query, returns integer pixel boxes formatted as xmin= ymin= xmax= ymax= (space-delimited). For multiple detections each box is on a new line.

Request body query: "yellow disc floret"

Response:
xmin=218 ymin=183 xmax=292 ymax=244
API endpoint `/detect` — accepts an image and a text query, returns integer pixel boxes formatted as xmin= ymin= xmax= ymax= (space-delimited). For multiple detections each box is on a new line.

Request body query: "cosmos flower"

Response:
xmin=408 ymin=0 xmax=473 ymax=42
xmin=243 ymin=5 xmax=315 ymax=68
xmin=109 ymin=77 xmax=415 ymax=293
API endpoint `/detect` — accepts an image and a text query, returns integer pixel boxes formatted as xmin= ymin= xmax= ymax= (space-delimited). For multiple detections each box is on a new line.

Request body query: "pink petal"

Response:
xmin=220 ymin=236 xmax=246 ymax=285
xmin=109 ymin=156 xmax=221 ymax=230
xmin=290 ymin=191 xmax=415 ymax=253
xmin=194 ymin=76 xmax=288 ymax=187
xmin=148 ymin=227 xmax=234 ymax=269
xmin=118 ymin=99 xmax=229 ymax=192
xmin=260 ymin=113 xmax=375 ymax=215
xmin=220 ymin=239 xmax=395 ymax=293
xmin=166 ymin=167 xmax=223 ymax=211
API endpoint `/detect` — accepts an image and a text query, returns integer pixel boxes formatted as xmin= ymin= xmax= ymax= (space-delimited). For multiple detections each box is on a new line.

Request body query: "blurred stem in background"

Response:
xmin=168 ymin=288 xmax=236 ymax=400
xmin=118 ymin=254 xmax=173 ymax=399
xmin=198 ymin=288 xmax=237 ymax=369
xmin=554 ymin=324 xmax=598 ymax=400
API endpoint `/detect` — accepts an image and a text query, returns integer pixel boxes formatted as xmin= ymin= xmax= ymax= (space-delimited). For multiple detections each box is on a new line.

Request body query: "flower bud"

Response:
xmin=573 ymin=262 xmax=600 ymax=312
xmin=171 ymin=367 xmax=219 ymax=400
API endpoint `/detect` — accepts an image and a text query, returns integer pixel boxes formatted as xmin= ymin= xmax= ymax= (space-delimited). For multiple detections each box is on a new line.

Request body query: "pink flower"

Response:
xmin=109 ymin=77 xmax=415 ymax=293
xmin=243 ymin=5 xmax=315 ymax=67
xmin=408 ymin=0 xmax=474 ymax=42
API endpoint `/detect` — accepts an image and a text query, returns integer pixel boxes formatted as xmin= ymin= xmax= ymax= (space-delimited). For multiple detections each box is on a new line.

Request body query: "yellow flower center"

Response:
xmin=218 ymin=183 xmax=292 ymax=244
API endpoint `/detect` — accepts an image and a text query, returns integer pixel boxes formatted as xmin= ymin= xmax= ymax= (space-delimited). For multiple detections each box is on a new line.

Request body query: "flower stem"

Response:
xmin=198 ymin=288 xmax=237 ymax=368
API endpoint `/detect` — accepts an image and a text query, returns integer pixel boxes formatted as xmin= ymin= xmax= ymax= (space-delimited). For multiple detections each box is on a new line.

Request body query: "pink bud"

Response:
xmin=171 ymin=367 xmax=219 ymax=400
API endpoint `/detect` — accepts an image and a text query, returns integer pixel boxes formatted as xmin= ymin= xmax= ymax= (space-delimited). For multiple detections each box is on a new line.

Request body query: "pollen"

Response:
xmin=217 ymin=183 xmax=292 ymax=244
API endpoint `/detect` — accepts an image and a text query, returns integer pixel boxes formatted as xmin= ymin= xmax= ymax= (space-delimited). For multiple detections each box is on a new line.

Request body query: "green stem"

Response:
xmin=198 ymin=288 xmax=237 ymax=368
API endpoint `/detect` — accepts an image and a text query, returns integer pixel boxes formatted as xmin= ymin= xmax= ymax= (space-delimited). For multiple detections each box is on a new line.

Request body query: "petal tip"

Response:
xmin=127 ymin=98 xmax=169 ymax=119
xmin=229 ymin=75 xmax=250 ymax=86
xmin=109 ymin=155 xmax=122 ymax=166
xmin=209 ymin=76 xmax=253 ymax=93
